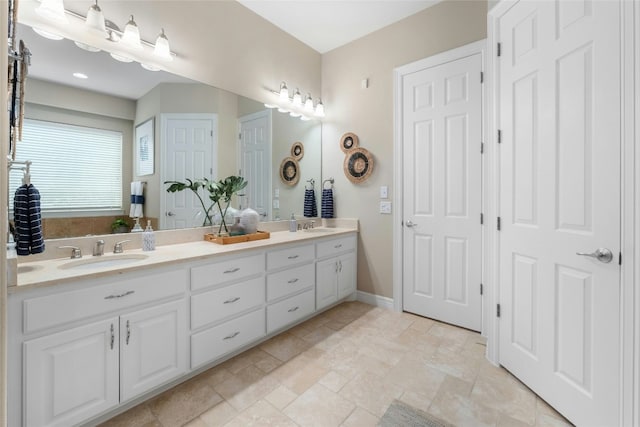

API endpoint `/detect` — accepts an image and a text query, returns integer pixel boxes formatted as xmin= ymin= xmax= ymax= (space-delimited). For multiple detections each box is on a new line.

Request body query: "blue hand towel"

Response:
xmin=14 ymin=184 xmax=45 ymax=255
xmin=303 ymin=188 xmax=317 ymax=217
xmin=321 ymin=188 xmax=334 ymax=219
xmin=130 ymin=181 xmax=145 ymax=218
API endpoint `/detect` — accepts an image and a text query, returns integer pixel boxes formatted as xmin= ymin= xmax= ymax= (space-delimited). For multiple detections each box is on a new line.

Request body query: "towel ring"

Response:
xmin=305 ymin=178 xmax=315 ymax=190
xmin=323 ymin=177 xmax=334 ymax=189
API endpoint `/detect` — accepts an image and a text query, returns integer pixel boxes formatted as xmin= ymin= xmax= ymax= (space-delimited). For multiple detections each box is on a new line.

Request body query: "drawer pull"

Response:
xmin=223 ymin=331 xmax=240 ymax=340
xmin=334 ymin=244 xmax=343 ymax=249
xmin=104 ymin=290 xmax=135 ymax=300
xmin=287 ymin=255 xmax=299 ymax=260
xmin=224 ymin=267 xmax=240 ymax=274
xmin=110 ymin=324 xmax=115 ymax=350
xmin=223 ymin=297 xmax=240 ymax=304
xmin=288 ymin=278 xmax=299 ymax=284
xmin=288 ymin=306 xmax=300 ymax=313
xmin=126 ymin=320 xmax=131 ymax=345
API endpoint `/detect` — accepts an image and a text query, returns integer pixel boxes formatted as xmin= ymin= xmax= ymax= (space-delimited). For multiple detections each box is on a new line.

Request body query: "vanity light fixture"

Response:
xmin=74 ymin=1 xmax=106 ymax=52
xmin=119 ymin=15 xmax=143 ymax=51
xmin=153 ymin=29 xmax=173 ymax=62
xmin=265 ymin=82 xmax=325 ymax=121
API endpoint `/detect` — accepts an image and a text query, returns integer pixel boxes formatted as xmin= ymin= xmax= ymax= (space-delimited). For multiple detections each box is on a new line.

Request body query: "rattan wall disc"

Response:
xmin=344 ymin=147 xmax=374 ymax=184
xmin=280 ymin=157 xmax=300 ymax=186
xmin=291 ymin=142 xmax=304 ymax=160
xmin=340 ymin=132 xmax=359 ymax=153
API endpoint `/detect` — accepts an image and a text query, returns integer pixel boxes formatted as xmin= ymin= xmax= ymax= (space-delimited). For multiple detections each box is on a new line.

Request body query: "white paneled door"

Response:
xmin=402 ymin=52 xmax=483 ymax=331
xmin=162 ymin=114 xmax=216 ymax=229
xmin=239 ymin=110 xmax=271 ymax=220
xmin=497 ymin=1 xmax=621 ymax=425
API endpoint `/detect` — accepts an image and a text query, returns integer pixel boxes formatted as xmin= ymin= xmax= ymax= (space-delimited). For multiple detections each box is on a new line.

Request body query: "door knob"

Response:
xmin=405 ymin=220 xmax=415 ymax=228
xmin=576 ymin=248 xmax=613 ymax=263
xmin=166 ymin=211 xmax=175 ymax=216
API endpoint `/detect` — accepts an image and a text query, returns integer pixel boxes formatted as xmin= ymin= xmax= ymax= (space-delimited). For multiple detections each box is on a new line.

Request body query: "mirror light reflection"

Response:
xmin=11 ymin=22 xmax=322 ymax=239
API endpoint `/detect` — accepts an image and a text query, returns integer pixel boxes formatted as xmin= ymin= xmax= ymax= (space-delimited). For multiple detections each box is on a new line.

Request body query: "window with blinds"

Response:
xmin=9 ymin=119 xmax=123 ymax=214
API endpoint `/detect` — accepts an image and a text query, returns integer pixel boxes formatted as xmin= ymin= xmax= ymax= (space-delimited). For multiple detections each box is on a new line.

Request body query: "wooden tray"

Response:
xmin=204 ymin=230 xmax=270 ymax=245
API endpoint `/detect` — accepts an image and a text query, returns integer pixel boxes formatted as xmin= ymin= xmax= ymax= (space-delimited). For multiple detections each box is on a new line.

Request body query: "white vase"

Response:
xmin=240 ymin=207 xmax=260 ymax=234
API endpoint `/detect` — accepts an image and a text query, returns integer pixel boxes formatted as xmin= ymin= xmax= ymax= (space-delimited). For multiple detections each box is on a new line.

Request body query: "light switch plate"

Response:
xmin=273 ymin=199 xmax=280 ymax=209
xmin=274 ymin=188 xmax=280 ymax=198
xmin=380 ymin=201 xmax=392 ymax=214
xmin=380 ymin=186 xmax=388 ymax=199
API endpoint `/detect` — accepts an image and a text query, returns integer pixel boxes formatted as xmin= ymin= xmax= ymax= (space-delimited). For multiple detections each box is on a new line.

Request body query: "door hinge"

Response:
xmin=481 ymin=142 xmax=484 ymax=154
xmin=619 ymin=252 xmax=622 ymax=265
xmin=211 ymin=130 xmax=213 ymax=137
xmin=497 ymin=303 xmax=501 ymax=317
xmin=497 ymin=129 xmax=502 ymax=144
xmin=480 ymin=213 xmax=484 ymax=225
xmin=480 ymin=71 xmax=484 ymax=83
xmin=238 ymin=132 xmax=242 ymax=139
xmin=497 ymin=216 xmax=501 ymax=231
xmin=480 ymin=283 xmax=484 ymax=295
xmin=497 ymin=43 xmax=502 ymax=57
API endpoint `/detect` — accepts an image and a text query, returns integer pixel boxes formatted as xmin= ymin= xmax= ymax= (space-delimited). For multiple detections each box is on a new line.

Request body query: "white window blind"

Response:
xmin=9 ymin=119 xmax=123 ymax=213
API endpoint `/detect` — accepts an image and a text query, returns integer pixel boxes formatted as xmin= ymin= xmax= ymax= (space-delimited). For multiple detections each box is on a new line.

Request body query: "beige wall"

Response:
xmin=321 ymin=0 xmax=487 ymax=298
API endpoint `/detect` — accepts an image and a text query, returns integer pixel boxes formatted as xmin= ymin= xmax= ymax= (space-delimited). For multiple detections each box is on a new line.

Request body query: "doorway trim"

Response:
xmin=487 ymin=1 xmax=638 ymax=424
xmin=392 ymin=39 xmax=487 ymax=324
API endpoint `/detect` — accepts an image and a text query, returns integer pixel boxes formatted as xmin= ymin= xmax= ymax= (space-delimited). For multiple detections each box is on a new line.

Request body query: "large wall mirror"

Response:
xmin=11 ymin=20 xmax=321 ymax=239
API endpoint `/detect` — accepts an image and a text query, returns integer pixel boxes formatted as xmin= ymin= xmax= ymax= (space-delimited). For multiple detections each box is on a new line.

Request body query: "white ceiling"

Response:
xmin=237 ymin=0 xmax=442 ymax=53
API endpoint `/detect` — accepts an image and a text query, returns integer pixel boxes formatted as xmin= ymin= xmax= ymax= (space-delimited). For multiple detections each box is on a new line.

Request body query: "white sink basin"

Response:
xmin=59 ymin=254 xmax=149 ymax=270
xmin=303 ymin=228 xmax=336 ymax=233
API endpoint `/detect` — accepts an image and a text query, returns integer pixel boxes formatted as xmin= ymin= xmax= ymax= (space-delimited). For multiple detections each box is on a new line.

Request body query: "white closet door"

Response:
xmin=497 ymin=1 xmax=621 ymax=425
xmin=402 ymin=53 xmax=483 ymax=332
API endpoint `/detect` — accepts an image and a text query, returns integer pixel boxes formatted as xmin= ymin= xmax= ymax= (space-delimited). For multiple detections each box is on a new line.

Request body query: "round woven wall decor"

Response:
xmin=291 ymin=142 xmax=304 ymax=160
xmin=344 ymin=147 xmax=374 ymax=184
xmin=279 ymin=157 xmax=300 ymax=186
xmin=340 ymin=132 xmax=359 ymax=153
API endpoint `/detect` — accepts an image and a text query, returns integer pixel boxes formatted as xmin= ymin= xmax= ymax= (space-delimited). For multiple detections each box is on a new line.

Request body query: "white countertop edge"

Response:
xmin=10 ymin=227 xmax=358 ymax=292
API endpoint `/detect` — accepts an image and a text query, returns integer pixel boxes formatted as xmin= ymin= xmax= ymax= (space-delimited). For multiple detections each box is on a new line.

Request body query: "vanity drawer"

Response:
xmin=191 ymin=308 xmax=265 ymax=369
xmin=316 ymin=235 xmax=356 ymax=259
xmin=266 ymin=263 xmax=315 ymax=302
xmin=191 ymin=253 xmax=264 ymax=291
xmin=267 ymin=244 xmax=315 ymax=271
xmin=191 ymin=276 xmax=264 ymax=329
xmin=267 ymin=289 xmax=315 ymax=334
xmin=23 ymin=269 xmax=187 ymax=334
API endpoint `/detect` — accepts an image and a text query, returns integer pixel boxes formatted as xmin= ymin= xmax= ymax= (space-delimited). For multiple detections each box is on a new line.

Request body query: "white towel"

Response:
xmin=130 ymin=181 xmax=144 ymax=218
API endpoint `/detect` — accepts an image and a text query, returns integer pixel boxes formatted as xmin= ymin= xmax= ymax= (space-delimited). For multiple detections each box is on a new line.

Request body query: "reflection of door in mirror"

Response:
xmin=238 ymin=110 xmax=272 ymax=221
xmin=161 ymin=114 xmax=218 ymax=229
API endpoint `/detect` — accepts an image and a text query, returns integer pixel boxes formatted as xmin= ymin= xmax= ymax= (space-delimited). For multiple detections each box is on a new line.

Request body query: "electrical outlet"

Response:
xmin=380 ymin=186 xmax=388 ymax=199
xmin=274 ymin=188 xmax=280 ymax=198
xmin=273 ymin=199 xmax=279 ymax=209
xmin=380 ymin=201 xmax=392 ymax=214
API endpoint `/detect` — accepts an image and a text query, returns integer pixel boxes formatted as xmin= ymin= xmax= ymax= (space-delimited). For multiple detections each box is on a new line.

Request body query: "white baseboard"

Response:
xmin=356 ymin=291 xmax=394 ymax=310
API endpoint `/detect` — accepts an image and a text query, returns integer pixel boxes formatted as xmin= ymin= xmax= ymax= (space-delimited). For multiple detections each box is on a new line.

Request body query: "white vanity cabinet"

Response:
xmin=266 ymin=243 xmax=316 ymax=333
xmin=11 ymin=267 xmax=189 ymax=427
xmin=315 ymin=235 xmax=357 ymax=310
xmin=190 ymin=251 xmax=266 ymax=369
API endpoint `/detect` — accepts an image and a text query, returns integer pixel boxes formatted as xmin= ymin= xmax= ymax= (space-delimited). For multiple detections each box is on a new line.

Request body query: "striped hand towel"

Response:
xmin=303 ymin=188 xmax=317 ymax=217
xmin=14 ymin=184 xmax=45 ymax=255
xmin=321 ymin=188 xmax=334 ymax=219
xmin=130 ymin=181 xmax=145 ymax=218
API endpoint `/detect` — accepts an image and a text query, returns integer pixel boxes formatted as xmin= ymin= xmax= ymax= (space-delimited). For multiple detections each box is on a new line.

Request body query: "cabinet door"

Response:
xmin=316 ymin=258 xmax=338 ymax=310
xmin=24 ymin=318 xmax=119 ymax=427
xmin=337 ymin=252 xmax=357 ymax=300
xmin=120 ymin=300 xmax=187 ymax=402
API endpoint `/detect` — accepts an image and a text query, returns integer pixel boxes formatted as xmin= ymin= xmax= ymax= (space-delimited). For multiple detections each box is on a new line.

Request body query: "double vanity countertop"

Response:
xmin=11 ymin=226 xmax=358 ymax=292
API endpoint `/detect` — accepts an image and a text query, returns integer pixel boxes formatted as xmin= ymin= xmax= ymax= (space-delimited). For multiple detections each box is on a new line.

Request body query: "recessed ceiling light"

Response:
xmin=73 ymin=72 xmax=88 ymax=79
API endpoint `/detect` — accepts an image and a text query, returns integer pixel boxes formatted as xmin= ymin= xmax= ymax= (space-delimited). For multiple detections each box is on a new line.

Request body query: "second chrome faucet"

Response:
xmin=93 ymin=239 xmax=105 ymax=256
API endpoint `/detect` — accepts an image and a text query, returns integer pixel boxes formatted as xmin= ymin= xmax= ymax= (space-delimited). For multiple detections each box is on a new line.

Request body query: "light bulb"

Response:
xmin=279 ymin=82 xmax=289 ymax=101
xmin=85 ymin=1 xmax=106 ymax=34
xmin=120 ymin=15 xmax=143 ymax=50
xmin=314 ymin=99 xmax=325 ymax=117
xmin=292 ymin=89 xmax=302 ymax=107
xmin=304 ymin=94 xmax=314 ymax=113
xmin=153 ymin=29 xmax=173 ymax=62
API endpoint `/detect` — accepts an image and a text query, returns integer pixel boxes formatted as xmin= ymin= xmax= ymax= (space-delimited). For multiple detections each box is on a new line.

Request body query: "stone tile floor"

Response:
xmin=99 ymin=301 xmax=573 ymax=427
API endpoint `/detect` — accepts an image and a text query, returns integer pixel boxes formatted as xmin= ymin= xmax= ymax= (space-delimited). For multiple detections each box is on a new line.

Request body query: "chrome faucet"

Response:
xmin=93 ymin=239 xmax=105 ymax=256
xmin=302 ymin=221 xmax=315 ymax=230
xmin=58 ymin=245 xmax=82 ymax=259
xmin=113 ymin=240 xmax=131 ymax=254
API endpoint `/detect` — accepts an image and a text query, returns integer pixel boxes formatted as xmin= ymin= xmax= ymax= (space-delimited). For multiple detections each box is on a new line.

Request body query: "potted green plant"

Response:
xmin=165 ymin=176 xmax=248 ymax=234
xmin=111 ymin=218 xmax=130 ymax=234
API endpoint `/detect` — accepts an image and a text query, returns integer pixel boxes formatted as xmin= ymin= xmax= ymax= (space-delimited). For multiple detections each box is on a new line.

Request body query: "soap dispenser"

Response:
xmin=142 ymin=220 xmax=155 ymax=251
xmin=289 ymin=213 xmax=297 ymax=232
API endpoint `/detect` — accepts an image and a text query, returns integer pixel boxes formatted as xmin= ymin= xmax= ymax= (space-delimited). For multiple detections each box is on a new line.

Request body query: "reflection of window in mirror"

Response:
xmin=9 ymin=119 xmax=123 ymax=216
